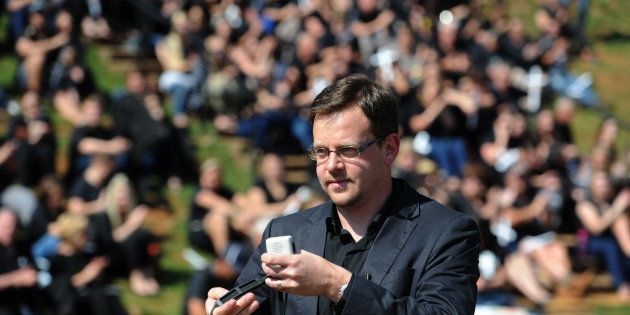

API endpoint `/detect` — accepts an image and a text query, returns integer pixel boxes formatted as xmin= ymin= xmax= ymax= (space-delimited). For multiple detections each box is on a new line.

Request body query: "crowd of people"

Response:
xmin=0 ymin=0 xmax=629 ymax=314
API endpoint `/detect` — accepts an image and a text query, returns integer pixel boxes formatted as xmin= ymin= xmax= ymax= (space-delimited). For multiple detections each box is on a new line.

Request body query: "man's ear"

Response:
xmin=384 ymin=134 xmax=400 ymax=164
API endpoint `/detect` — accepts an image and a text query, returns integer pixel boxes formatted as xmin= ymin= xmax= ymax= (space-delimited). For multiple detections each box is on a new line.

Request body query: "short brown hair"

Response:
xmin=308 ymin=74 xmax=398 ymax=138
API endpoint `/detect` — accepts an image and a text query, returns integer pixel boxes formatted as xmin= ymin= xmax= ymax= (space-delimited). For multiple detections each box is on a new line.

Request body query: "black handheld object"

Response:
xmin=212 ymin=236 xmax=294 ymax=313
xmin=213 ymin=276 xmax=267 ymax=309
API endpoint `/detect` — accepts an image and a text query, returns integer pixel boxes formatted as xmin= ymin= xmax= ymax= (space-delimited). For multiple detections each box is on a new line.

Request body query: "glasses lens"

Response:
xmin=338 ymin=147 xmax=360 ymax=159
xmin=315 ymin=148 xmax=330 ymax=161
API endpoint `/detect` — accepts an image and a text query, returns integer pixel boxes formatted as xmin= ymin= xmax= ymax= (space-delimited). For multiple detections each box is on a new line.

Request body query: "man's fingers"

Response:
xmin=234 ymin=293 xmax=257 ymax=313
xmin=239 ymin=300 xmax=260 ymax=315
xmin=264 ymin=277 xmax=295 ymax=292
xmin=261 ymin=262 xmax=285 ymax=278
xmin=208 ymin=287 xmax=229 ymax=300
xmin=205 ymin=291 xmax=258 ymax=315
xmin=206 ymin=287 xmax=229 ymax=314
xmin=260 ymin=253 xmax=290 ymax=265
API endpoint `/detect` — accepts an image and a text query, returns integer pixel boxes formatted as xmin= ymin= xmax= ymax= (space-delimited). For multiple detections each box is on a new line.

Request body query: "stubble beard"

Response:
xmin=327 ymin=184 xmax=362 ymax=208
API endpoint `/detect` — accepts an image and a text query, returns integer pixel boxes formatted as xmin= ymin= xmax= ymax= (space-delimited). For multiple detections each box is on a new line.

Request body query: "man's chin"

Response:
xmin=328 ymin=191 xmax=359 ymax=208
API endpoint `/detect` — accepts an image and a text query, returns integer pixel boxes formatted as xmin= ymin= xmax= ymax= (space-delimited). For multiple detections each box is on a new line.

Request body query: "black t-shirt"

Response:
xmin=0 ymin=245 xmax=24 ymax=311
xmin=68 ymin=175 xmax=102 ymax=202
xmin=254 ymin=179 xmax=299 ymax=204
xmin=188 ymin=186 xmax=235 ymax=223
xmin=409 ymin=101 xmax=468 ymax=137
xmin=67 ymin=125 xmax=116 ymax=181
xmin=112 ymin=93 xmax=170 ymax=157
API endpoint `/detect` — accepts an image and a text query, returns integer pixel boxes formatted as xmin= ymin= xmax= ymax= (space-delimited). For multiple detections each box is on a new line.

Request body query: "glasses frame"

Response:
xmin=307 ymin=137 xmax=384 ymax=163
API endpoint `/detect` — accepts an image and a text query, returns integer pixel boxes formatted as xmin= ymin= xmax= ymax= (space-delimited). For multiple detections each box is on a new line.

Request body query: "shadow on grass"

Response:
xmin=595 ymin=31 xmax=630 ymax=42
xmin=159 ymin=266 xmax=194 ymax=287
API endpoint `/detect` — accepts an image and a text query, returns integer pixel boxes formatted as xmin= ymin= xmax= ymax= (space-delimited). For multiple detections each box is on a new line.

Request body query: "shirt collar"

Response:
xmin=326 ymin=178 xmax=404 ymax=236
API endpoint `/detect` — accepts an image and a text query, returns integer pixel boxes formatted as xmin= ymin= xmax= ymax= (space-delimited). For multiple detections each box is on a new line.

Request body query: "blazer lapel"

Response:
xmin=362 ymin=216 xmax=416 ymax=285
xmin=290 ymin=203 xmax=329 ymax=314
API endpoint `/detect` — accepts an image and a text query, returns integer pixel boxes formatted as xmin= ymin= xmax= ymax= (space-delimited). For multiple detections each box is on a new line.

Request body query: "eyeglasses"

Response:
xmin=307 ymin=138 xmax=384 ymax=163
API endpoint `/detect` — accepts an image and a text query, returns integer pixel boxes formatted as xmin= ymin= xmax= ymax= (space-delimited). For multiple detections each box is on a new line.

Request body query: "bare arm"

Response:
xmin=408 ymin=97 xmax=447 ymax=133
xmin=350 ymin=10 xmax=395 ymax=37
xmin=112 ymin=206 xmax=149 ymax=242
xmin=7 ymin=0 xmax=33 ymax=12
xmin=502 ymin=193 xmax=549 ymax=227
xmin=246 ymin=186 xmax=295 ymax=216
xmin=67 ymin=193 xmax=106 ymax=215
xmin=0 ymin=267 xmax=37 ymax=290
xmin=576 ymin=191 xmax=629 ymax=235
xmin=77 ymin=136 xmax=130 ymax=155
xmin=71 ymin=256 xmax=109 ymax=288
xmin=15 ymin=33 xmax=69 ymax=58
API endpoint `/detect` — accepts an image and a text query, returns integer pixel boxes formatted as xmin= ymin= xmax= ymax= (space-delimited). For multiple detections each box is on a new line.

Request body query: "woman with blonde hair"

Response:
xmin=92 ymin=173 xmax=160 ymax=296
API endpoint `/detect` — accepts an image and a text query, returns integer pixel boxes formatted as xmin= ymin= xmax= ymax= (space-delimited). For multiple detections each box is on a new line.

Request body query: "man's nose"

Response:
xmin=325 ymin=151 xmax=344 ymax=170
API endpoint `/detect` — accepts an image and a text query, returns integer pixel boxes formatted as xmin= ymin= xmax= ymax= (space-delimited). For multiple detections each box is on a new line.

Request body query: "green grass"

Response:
xmin=84 ymin=43 xmax=127 ymax=93
xmin=571 ymin=39 xmax=630 ymax=155
xmin=0 ymin=54 xmax=17 ymax=89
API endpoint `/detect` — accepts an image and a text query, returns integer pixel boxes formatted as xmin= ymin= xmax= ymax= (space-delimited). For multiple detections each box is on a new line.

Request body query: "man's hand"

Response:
xmin=261 ymin=250 xmax=352 ymax=303
xmin=205 ymin=287 xmax=259 ymax=315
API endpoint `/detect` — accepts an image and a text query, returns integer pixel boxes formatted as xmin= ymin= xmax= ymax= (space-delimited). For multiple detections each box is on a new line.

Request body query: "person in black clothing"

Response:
xmin=65 ymin=95 xmax=130 ymax=186
xmin=24 ymin=175 xmax=66 ymax=250
xmin=0 ymin=208 xmax=39 ymax=315
xmin=46 ymin=212 xmax=128 ymax=315
xmin=185 ymin=159 xmax=252 ymax=315
xmin=406 ymin=74 xmax=476 ymax=178
xmin=113 ymin=72 xmax=195 ymax=195
xmin=14 ymin=7 xmax=71 ymax=93
xmin=6 ymin=91 xmax=57 ymax=187
xmin=67 ymin=154 xmax=114 ymax=214
xmin=88 ymin=173 xmax=161 ymax=296
xmin=187 ymin=158 xmax=236 ymax=257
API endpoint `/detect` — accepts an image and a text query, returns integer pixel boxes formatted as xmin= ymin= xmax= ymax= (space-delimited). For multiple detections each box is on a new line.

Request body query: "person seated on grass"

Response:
xmin=51 ymin=45 xmax=97 ymax=126
xmin=229 ymin=153 xmax=314 ymax=244
xmin=575 ymin=170 xmax=630 ymax=300
xmin=14 ymin=8 xmax=70 ymax=93
xmin=0 ymin=207 xmax=40 ymax=315
xmin=6 ymin=91 xmax=57 ymax=187
xmin=45 ymin=212 xmax=128 ymax=315
xmin=492 ymin=166 xmax=591 ymax=305
xmin=187 ymin=159 xmax=252 ymax=275
xmin=24 ymin=175 xmax=66 ymax=250
xmin=65 ymin=95 xmax=130 ymax=186
xmin=182 ymin=158 xmax=253 ymax=314
xmin=90 ymin=173 xmax=161 ymax=296
xmin=67 ymin=154 xmax=114 ymax=215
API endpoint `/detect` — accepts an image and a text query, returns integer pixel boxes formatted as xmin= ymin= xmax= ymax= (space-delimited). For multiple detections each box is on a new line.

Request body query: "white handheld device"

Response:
xmin=266 ymin=235 xmax=294 ymax=255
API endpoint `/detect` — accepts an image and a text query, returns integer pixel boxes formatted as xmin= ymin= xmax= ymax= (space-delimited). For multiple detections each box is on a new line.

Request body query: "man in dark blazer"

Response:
xmin=206 ymin=74 xmax=480 ymax=314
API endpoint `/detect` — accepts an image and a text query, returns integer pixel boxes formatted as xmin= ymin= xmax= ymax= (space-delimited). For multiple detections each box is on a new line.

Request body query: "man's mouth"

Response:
xmin=327 ymin=179 xmax=350 ymax=189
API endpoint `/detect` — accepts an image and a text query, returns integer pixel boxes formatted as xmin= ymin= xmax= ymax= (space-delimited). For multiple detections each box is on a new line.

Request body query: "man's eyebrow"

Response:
xmin=312 ymin=142 xmax=359 ymax=148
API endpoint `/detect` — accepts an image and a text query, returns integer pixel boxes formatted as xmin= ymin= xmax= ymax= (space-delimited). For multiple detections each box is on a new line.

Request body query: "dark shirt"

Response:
xmin=317 ymin=179 xmax=403 ymax=314
xmin=189 ymin=186 xmax=234 ymax=223
xmin=254 ymin=179 xmax=299 ymax=204
xmin=68 ymin=175 xmax=102 ymax=202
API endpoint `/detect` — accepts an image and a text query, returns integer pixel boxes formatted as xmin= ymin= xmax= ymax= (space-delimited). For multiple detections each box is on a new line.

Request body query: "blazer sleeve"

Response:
xmin=235 ymin=220 xmax=274 ymax=315
xmin=342 ymin=215 xmax=480 ymax=314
